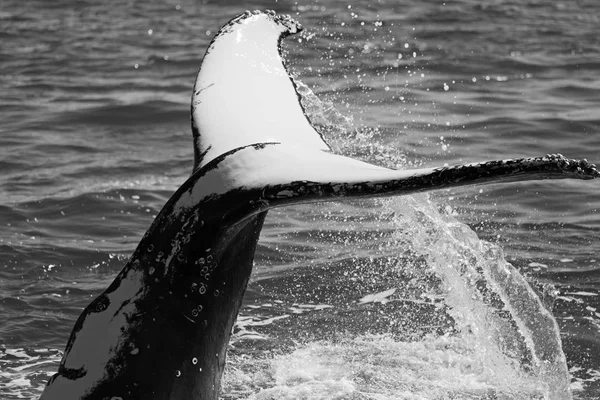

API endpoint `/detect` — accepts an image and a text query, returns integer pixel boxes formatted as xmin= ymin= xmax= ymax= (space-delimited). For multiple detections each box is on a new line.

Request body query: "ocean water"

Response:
xmin=1 ymin=0 xmax=600 ymax=399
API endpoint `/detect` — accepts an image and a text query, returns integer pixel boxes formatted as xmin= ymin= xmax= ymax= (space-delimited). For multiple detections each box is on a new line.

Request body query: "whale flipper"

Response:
xmin=40 ymin=10 xmax=599 ymax=400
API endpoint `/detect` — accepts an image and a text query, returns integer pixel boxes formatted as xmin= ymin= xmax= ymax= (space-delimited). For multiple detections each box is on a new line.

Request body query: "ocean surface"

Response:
xmin=1 ymin=0 xmax=600 ymax=399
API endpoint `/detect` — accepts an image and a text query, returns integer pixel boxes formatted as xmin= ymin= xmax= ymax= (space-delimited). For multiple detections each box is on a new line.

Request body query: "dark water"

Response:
xmin=1 ymin=0 xmax=600 ymax=399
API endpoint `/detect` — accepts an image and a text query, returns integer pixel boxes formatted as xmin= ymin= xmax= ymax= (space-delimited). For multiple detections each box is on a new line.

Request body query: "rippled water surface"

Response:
xmin=1 ymin=0 xmax=600 ymax=399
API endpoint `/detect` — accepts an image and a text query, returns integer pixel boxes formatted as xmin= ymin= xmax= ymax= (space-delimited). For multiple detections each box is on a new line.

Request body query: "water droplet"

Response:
xmin=197 ymin=305 xmax=203 ymax=312
xmin=199 ymin=285 xmax=206 ymax=295
xmin=192 ymin=357 xmax=198 ymax=365
xmin=204 ymin=273 xmax=210 ymax=281
xmin=147 ymin=244 xmax=154 ymax=252
xmin=192 ymin=309 xmax=199 ymax=317
xmin=175 ymin=370 xmax=181 ymax=377
xmin=214 ymin=290 xmax=220 ymax=297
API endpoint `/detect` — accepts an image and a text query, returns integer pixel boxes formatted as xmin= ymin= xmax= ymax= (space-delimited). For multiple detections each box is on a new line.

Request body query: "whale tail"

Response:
xmin=184 ymin=9 xmax=598 ymax=215
xmin=190 ymin=10 xmax=330 ymax=172
xmin=40 ymin=10 xmax=599 ymax=400
xmin=179 ymin=141 xmax=598 ymax=221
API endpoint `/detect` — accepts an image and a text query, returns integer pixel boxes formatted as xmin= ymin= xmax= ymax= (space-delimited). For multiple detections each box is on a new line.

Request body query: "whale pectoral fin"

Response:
xmin=216 ymin=144 xmax=599 ymax=211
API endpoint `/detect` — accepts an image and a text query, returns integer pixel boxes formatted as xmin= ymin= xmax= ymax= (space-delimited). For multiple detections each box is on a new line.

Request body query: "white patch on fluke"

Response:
xmin=191 ymin=12 xmax=329 ymax=169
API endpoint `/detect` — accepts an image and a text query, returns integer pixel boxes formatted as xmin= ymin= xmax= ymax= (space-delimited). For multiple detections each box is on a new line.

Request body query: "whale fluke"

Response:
xmin=178 ymin=147 xmax=598 ymax=215
xmin=40 ymin=10 xmax=598 ymax=400
xmin=191 ymin=10 xmax=329 ymax=171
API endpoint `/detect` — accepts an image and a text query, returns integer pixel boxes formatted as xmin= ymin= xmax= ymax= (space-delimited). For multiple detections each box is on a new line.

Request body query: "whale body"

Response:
xmin=39 ymin=10 xmax=599 ymax=400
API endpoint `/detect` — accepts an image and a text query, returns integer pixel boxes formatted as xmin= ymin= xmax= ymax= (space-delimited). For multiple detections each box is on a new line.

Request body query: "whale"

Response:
xmin=39 ymin=10 xmax=599 ymax=400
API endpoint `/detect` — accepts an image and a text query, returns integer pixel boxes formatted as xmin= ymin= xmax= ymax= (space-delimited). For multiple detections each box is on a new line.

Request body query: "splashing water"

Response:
xmin=224 ymin=334 xmax=551 ymax=399
xmin=295 ymin=79 xmax=409 ymax=169
xmin=254 ymin=80 xmax=573 ymax=399
xmin=221 ymin=196 xmax=572 ymax=399
xmin=385 ymin=195 xmax=572 ymax=399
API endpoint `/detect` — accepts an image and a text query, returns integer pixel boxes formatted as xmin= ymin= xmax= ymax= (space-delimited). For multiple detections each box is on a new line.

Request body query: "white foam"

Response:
xmin=222 ymin=334 xmax=549 ymax=399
